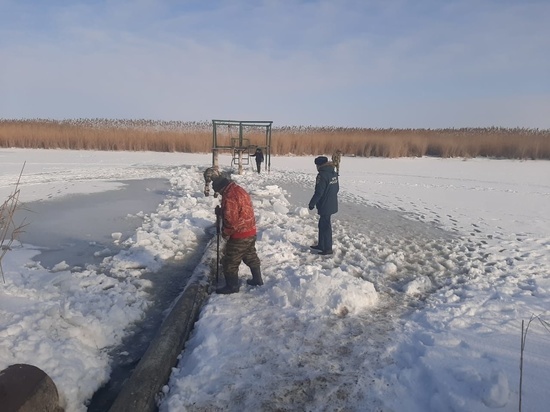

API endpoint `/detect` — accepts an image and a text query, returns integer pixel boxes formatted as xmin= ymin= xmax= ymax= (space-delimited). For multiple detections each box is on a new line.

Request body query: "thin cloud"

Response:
xmin=1 ymin=0 xmax=549 ymax=127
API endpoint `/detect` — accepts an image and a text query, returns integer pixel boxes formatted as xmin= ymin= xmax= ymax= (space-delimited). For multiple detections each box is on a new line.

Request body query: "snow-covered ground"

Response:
xmin=0 ymin=148 xmax=549 ymax=412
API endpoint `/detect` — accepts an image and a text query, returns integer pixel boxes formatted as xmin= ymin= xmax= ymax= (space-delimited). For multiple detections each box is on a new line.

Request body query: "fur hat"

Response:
xmin=314 ymin=156 xmax=329 ymax=166
xmin=212 ymin=177 xmax=230 ymax=193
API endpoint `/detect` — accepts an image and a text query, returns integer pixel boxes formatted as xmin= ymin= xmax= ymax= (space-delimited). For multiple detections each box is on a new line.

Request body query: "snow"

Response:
xmin=1 ymin=148 xmax=549 ymax=412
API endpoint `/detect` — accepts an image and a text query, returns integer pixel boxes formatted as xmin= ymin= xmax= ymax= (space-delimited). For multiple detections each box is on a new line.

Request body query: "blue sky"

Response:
xmin=1 ymin=0 xmax=549 ymax=128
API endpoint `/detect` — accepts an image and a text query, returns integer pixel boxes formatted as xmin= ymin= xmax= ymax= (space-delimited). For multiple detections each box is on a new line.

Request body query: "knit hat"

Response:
xmin=212 ymin=177 xmax=230 ymax=193
xmin=314 ymin=156 xmax=328 ymax=166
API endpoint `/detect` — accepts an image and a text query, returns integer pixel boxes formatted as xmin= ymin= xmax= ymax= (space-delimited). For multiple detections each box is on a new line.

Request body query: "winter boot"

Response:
xmin=216 ymin=273 xmax=240 ymax=294
xmin=247 ymin=267 xmax=263 ymax=286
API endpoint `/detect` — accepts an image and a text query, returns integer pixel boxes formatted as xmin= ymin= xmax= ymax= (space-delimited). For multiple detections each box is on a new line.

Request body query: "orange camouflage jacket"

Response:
xmin=220 ymin=182 xmax=257 ymax=239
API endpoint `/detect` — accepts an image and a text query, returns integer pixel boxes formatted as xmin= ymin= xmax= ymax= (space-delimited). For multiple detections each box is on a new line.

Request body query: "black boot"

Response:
xmin=247 ymin=267 xmax=263 ymax=286
xmin=216 ymin=273 xmax=240 ymax=294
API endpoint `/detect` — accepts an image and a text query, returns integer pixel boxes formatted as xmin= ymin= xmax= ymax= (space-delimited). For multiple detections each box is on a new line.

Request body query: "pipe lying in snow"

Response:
xmin=108 ymin=240 xmax=216 ymax=412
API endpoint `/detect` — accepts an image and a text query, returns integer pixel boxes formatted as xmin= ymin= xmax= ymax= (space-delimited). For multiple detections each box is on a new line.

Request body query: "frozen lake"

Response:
xmin=15 ymin=178 xmax=173 ymax=269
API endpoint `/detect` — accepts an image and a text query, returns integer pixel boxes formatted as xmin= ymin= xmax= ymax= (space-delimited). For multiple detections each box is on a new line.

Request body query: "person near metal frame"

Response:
xmin=251 ymin=147 xmax=264 ymax=173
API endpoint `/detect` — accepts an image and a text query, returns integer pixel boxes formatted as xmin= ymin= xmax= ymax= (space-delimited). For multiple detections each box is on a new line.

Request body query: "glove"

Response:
xmin=308 ymin=204 xmax=314 ymax=210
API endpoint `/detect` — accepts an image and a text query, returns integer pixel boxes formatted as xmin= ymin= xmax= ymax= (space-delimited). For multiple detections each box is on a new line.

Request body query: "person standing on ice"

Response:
xmin=203 ymin=166 xmax=221 ymax=197
xmin=212 ymin=176 xmax=263 ymax=294
xmin=309 ymin=156 xmax=339 ymax=255
xmin=251 ymin=147 xmax=264 ymax=174
xmin=332 ymin=149 xmax=342 ymax=175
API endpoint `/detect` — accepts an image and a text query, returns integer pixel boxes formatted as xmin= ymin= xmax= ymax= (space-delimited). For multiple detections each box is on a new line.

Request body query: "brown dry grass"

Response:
xmin=1 ymin=119 xmax=549 ymax=159
xmin=0 ymin=164 xmax=28 ymax=282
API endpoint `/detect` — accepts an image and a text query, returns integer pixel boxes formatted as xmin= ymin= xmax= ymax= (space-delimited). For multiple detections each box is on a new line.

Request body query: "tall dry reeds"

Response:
xmin=0 ymin=119 xmax=212 ymax=153
xmin=1 ymin=119 xmax=549 ymax=159
xmin=272 ymin=126 xmax=550 ymax=159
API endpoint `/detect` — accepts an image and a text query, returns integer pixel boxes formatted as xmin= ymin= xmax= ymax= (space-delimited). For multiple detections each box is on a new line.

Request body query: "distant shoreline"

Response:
xmin=1 ymin=118 xmax=549 ymax=160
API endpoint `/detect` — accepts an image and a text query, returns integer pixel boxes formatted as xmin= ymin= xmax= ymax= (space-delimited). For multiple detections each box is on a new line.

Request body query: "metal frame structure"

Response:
xmin=211 ymin=119 xmax=273 ymax=174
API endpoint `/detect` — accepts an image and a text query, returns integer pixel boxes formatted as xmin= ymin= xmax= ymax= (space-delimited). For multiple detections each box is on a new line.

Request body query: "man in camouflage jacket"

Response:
xmin=212 ymin=177 xmax=263 ymax=294
xmin=332 ymin=150 xmax=342 ymax=175
xmin=203 ymin=166 xmax=220 ymax=197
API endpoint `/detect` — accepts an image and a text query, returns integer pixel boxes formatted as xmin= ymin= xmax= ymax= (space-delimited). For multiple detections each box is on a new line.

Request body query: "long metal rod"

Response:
xmin=212 ymin=119 xmax=273 ymax=127
xmin=215 ymin=206 xmax=222 ymax=285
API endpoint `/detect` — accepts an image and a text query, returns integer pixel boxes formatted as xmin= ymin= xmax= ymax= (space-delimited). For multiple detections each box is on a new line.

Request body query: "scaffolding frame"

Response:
xmin=211 ymin=119 xmax=273 ymax=174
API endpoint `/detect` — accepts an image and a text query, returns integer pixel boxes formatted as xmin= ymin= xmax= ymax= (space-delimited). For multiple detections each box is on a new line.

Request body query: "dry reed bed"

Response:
xmin=1 ymin=119 xmax=549 ymax=159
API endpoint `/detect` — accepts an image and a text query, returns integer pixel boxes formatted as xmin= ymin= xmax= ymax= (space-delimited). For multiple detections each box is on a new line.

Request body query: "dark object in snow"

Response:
xmin=0 ymin=364 xmax=62 ymax=412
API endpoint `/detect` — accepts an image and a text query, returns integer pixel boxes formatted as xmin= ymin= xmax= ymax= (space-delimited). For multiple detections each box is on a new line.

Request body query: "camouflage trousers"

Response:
xmin=222 ymin=236 xmax=261 ymax=279
xmin=203 ymin=167 xmax=220 ymax=196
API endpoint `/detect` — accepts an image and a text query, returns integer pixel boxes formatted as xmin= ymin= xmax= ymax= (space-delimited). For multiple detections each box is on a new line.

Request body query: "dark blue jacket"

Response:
xmin=253 ymin=149 xmax=264 ymax=162
xmin=309 ymin=163 xmax=339 ymax=215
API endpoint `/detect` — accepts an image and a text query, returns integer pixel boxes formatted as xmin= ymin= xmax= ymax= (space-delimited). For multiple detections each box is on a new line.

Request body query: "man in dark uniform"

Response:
xmin=308 ymin=156 xmax=339 ymax=255
xmin=251 ymin=147 xmax=264 ymax=174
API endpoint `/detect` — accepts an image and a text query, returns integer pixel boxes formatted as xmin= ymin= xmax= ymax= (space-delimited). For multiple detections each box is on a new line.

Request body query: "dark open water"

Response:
xmin=14 ymin=178 xmax=207 ymax=411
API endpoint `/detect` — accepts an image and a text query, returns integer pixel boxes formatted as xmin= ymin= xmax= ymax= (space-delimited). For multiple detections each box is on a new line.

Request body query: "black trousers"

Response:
xmin=317 ymin=214 xmax=333 ymax=252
